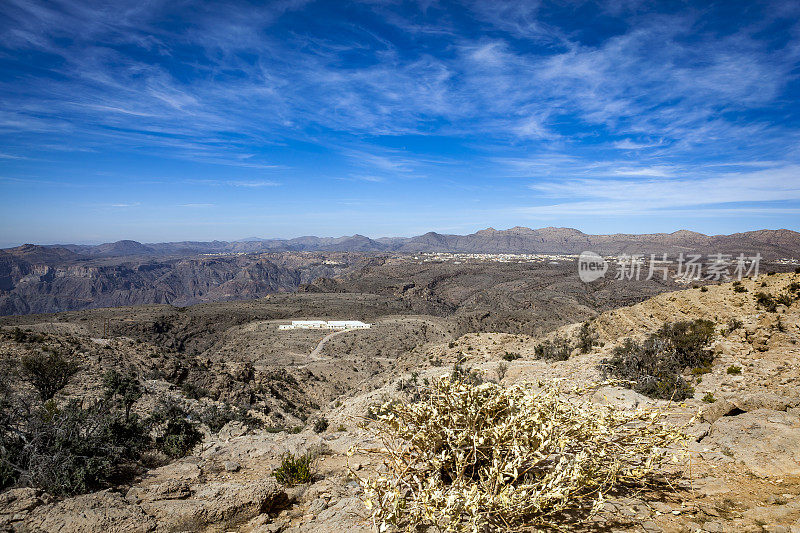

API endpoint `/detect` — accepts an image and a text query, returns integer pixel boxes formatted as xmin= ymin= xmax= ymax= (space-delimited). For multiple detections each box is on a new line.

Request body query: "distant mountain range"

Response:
xmin=7 ymin=227 xmax=800 ymax=260
xmin=1 ymin=227 xmax=798 ymax=316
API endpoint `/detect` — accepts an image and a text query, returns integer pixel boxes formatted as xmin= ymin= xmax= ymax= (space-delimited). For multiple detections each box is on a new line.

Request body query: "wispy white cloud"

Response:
xmin=525 ymin=164 xmax=800 ymax=216
xmin=184 ymin=179 xmax=280 ymax=187
xmin=613 ymin=139 xmax=667 ymax=150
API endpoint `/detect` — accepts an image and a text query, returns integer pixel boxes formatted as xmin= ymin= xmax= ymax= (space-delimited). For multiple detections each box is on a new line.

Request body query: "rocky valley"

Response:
xmin=0 ymin=259 xmax=799 ymax=531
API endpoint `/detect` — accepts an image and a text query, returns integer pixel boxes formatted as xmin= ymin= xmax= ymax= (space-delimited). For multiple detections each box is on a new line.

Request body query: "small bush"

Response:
xmin=726 ymin=318 xmax=743 ymax=334
xmin=502 ymin=352 xmax=520 ymax=361
xmin=358 ymin=378 xmax=685 ymax=531
xmin=180 ymin=382 xmax=209 ymax=400
xmin=702 ymin=392 xmax=716 ymax=403
xmin=273 ymin=452 xmax=313 ymax=485
xmin=103 ymin=370 xmax=142 ymax=421
xmin=198 ymin=403 xmax=262 ymax=434
xmin=755 ymin=292 xmax=777 ymax=312
xmin=1 ymin=401 xmax=149 ymax=496
xmin=19 ymin=350 xmax=80 ymax=401
xmin=732 ymin=283 xmax=747 ymax=293
xmin=700 ymin=286 xmax=708 ymax=292
xmin=726 ymin=365 xmax=742 ymax=375
xmin=450 ymin=361 xmax=484 ymax=385
xmin=313 ymin=417 xmax=329 ymax=433
xmin=158 ymin=419 xmax=203 ymax=459
xmin=534 ymin=335 xmax=572 ymax=361
xmin=495 ymin=362 xmax=507 ymax=381
xmin=600 ymin=319 xmax=715 ymax=401
xmin=577 ymin=322 xmax=597 ymax=354
xmin=149 ymin=400 xmax=202 ymax=459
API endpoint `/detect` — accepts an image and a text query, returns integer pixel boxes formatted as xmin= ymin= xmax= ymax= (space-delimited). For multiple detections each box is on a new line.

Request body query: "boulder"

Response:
xmin=702 ymin=409 xmax=800 ymax=477
xmin=137 ymin=479 xmax=287 ymax=531
xmin=23 ymin=490 xmax=156 ymax=533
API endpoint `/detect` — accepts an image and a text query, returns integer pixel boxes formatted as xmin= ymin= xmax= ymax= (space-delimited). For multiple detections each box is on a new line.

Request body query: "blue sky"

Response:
xmin=1 ymin=0 xmax=800 ymax=246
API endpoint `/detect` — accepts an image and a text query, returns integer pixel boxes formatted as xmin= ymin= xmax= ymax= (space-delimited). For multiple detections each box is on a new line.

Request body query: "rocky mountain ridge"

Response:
xmin=7 ymin=227 xmax=800 ymax=259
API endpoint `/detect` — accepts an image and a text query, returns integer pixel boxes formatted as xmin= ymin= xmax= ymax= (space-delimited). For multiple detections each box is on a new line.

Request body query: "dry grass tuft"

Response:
xmin=353 ymin=377 xmax=686 ymax=532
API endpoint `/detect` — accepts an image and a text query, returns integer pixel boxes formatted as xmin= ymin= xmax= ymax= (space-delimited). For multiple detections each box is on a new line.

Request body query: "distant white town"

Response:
xmin=278 ymin=320 xmax=372 ymax=331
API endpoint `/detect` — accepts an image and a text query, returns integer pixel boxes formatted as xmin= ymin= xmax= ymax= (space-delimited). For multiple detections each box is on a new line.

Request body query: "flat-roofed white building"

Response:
xmin=278 ymin=320 xmax=371 ymax=330
xmin=291 ymin=320 xmax=328 ymax=329
xmin=327 ymin=320 xmax=371 ymax=330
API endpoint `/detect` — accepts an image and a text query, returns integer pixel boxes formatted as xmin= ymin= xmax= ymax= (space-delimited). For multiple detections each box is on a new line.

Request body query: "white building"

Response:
xmin=278 ymin=320 xmax=371 ymax=331
xmin=327 ymin=321 xmax=371 ymax=330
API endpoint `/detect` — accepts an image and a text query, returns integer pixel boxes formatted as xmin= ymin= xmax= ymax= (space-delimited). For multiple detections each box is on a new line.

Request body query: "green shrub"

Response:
xmin=1 ymin=401 xmax=149 ymax=496
xmin=577 ymin=322 xmax=597 ymax=354
xmin=755 ymin=292 xmax=777 ymax=312
xmin=502 ymin=352 xmax=521 ymax=361
xmin=19 ymin=350 xmax=80 ymax=401
xmin=700 ymin=286 xmax=708 ymax=292
xmin=313 ymin=417 xmax=329 ymax=434
xmin=534 ymin=335 xmax=572 ymax=361
xmin=726 ymin=365 xmax=742 ymax=375
xmin=726 ymin=318 xmax=743 ymax=334
xmin=702 ymin=392 xmax=716 ymax=403
xmin=198 ymin=403 xmax=262 ymax=434
xmin=158 ymin=419 xmax=202 ymax=459
xmin=273 ymin=452 xmax=313 ymax=485
xmin=180 ymin=382 xmax=209 ymax=400
xmin=103 ymin=370 xmax=142 ymax=421
xmin=149 ymin=400 xmax=202 ymax=459
xmin=600 ymin=319 xmax=714 ymax=401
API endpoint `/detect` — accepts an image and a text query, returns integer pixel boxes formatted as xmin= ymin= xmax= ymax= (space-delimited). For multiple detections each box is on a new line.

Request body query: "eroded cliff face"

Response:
xmin=0 ymin=252 xmax=367 ymax=316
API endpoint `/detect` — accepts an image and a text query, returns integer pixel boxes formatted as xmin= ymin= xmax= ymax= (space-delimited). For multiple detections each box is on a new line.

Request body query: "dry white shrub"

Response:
xmin=353 ymin=377 xmax=686 ymax=532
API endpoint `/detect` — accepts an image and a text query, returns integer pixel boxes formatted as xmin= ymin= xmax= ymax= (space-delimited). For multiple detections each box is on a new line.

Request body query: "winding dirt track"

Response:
xmin=309 ymin=328 xmax=358 ymax=359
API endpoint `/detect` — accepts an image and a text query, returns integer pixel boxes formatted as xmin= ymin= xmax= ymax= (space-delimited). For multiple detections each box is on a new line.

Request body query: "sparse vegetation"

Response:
xmin=180 ymin=382 xmax=210 ymax=400
xmin=495 ymin=362 xmax=507 ymax=381
xmin=726 ymin=317 xmax=743 ymax=334
xmin=502 ymin=351 xmax=520 ymax=361
xmin=149 ymin=399 xmax=203 ymax=459
xmin=103 ymin=369 xmax=143 ymax=421
xmin=273 ymin=452 xmax=313 ymax=485
xmin=198 ymin=403 xmax=262 ymax=433
xmin=601 ymin=319 xmax=715 ymax=401
xmin=755 ymin=292 xmax=778 ymax=312
xmin=19 ymin=349 xmax=80 ymax=401
xmin=450 ymin=360 xmax=484 ymax=385
xmin=534 ymin=335 xmax=572 ymax=361
xmin=313 ymin=417 xmax=329 ymax=433
xmin=577 ymin=322 xmax=598 ymax=353
xmin=702 ymin=392 xmax=716 ymax=403
xmin=357 ymin=377 xmax=685 ymax=531
xmin=727 ymin=365 xmax=742 ymax=375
